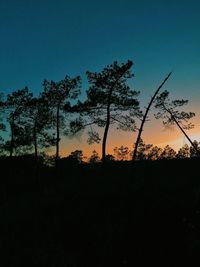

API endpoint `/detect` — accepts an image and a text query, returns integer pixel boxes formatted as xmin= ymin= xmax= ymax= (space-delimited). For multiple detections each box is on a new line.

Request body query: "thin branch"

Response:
xmin=110 ymin=116 xmax=127 ymax=126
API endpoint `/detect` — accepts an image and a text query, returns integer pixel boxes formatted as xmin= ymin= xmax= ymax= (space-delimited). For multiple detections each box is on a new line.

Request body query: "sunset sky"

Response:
xmin=0 ymin=0 xmax=200 ymax=158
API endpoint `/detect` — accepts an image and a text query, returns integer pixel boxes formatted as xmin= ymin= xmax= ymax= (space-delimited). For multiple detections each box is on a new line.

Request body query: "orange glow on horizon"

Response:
xmin=57 ymin=104 xmax=200 ymax=159
xmin=58 ymin=126 xmax=200 ymax=159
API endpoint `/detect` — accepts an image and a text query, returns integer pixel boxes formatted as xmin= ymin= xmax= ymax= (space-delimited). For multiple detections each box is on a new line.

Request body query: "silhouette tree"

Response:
xmin=66 ymin=150 xmax=84 ymax=164
xmin=11 ymin=125 xmax=33 ymax=155
xmin=154 ymin=90 xmax=198 ymax=155
xmin=5 ymin=87 xmax=33 ymax=156
xmin=88 ymin=150 xmax=100 ymax=163
xmin=176 ymin=144 xmax=190 ymax=158
xmin=25 ymin=96 xmax=55 ymax=161
xmin=147 ymin=145 xmax=163 ymax=160
xmin=160 ymin=145 xmax=176 ymax=159
xmin=132 ymin=138 xmax=153 ymax=160
xmin=189 ymin=140 xmax=200 ymax=157
xmin=105 ymin=154 xmax=115 ymax=161
xmin=42 ymin=75 xmax=81 ymax=165
xmin=70 ymin=61 xmax=141 ymax=163
xmin=113 ymin=145 xmax=130 ymax=161
xmin=0 ymin=93 xmax=6 ymax=132
xmin=132 ymin=72 xmax=172 ymax=161
xmin=0 ymin=136 xmax=5 ymax=156
xmin=0 ymin=94 xmax=6 ymax=154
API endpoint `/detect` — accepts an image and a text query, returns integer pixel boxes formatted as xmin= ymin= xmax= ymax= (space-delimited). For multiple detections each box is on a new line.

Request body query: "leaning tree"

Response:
xmin=70 ymin=60 xmax=142 ymax=163
xmin=154 ymin=90 xmax=199 ymax=155
xmin=132 ymin=72 xmax=172 ymax=161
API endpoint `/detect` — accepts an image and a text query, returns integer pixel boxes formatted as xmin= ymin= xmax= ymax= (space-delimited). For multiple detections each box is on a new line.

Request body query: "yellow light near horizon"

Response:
xmin=57 ymin=115 xmax=200 ymax=158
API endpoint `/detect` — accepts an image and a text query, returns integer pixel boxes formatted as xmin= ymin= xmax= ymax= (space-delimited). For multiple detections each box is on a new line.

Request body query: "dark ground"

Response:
xmin=0 ymin=157 xmax=200 ymax=266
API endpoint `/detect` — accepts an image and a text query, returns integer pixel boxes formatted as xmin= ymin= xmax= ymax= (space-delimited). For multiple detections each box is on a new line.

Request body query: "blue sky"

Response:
xmin=0 ymin=0 xmax=200 ymax=155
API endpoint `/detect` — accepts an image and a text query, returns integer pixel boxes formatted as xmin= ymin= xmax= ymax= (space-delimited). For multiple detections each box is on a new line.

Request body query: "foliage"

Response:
xmin=160 ymin=145 xmax=177 ymax=159
xmin=88 ymin=150 xmax=100 ymax=163
xmin=113 ymin=145 xmax=130 ymax=161
xmin=154 ymin=90 xmax=195 ymax=130
xmin=154 ymin=90 xmax=199 ymax=156
xmin=147 ymin=146 xmax=163 ymax=160
xmin=105 ymin=154 xmax=115 ymax=161
xmin=0 ymin=64 xmax=198 ymax=163
xmin=66 ymin=150 xmax=85 ymax=164
xmin=70 ymin=60 xmax=142 ymax=162
xmin=0 ymin=93 xmax=6 ymax=131
xmin=132 ymin=139 xmax=153 ymax=160
xmin=189 ymin=140 xmax=200 ymax=157
xmin=25 ymin=96 xmax=56 ymax=154
xmin=5 ymin=87 xmax=33 ymax=155
xmin=42 ymin=75 xmax=81 ymax=162
xmin=176 ymin=144 xmax=190 ymax=158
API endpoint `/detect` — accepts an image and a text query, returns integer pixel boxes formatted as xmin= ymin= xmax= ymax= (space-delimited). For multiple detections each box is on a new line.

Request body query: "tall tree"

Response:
xmin=132 ymin=72 xmax=172 ymax=161
xmin=5 ymin=87 xmax=33 ymax=156
xmin=70 ymin=61 xmax=141 ymax=163
xmin=25 ymin=96 xmax=55 ymax=161
xmin=154 ymin=90 xmax=198 ymax=155
xmin=42 ymin=75 xmax=81 ymax=165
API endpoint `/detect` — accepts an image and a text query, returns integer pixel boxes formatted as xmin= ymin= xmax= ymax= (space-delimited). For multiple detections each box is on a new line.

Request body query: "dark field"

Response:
xmin=0 ymin=157 xmax=200 ymax=266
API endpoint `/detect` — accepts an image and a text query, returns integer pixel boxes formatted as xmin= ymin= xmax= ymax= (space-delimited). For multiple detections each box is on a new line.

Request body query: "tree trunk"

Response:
xmin=102 ymin=104 xmax=111 ymax=164
xmin=164 ymin=106 xmax=200 ymax=156
xmin=56 ymin=105 xmax=60 ymax=166
xmin=101 ymin=68 xmax=133 ymax=164
xmin=33 ymin=123 xmax=38 ymax=161
xmin=132 ymin=72 xmax=172 ymax=162
xmin=10 ymin=121 xmax=14 ymax=157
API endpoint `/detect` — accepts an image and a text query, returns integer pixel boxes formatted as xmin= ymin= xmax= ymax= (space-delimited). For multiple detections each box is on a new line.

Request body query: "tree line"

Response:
xmin=61 ymin=139 xmax=200 ymax=165
xmin=0 ymin=60 xmax=198 ymax=164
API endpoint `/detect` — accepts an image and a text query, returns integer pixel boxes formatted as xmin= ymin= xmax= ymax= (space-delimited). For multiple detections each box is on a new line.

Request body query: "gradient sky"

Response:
xmin=1 ymin=0 xmax=200 ymax=157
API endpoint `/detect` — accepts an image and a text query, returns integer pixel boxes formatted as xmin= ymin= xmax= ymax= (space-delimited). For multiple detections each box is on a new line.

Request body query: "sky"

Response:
xmin=0 ymin=0 xmax=200 ymax=157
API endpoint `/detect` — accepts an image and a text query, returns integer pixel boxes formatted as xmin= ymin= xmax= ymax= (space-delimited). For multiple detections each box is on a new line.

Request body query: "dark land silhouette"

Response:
xmin=0 ymin=156 xmax=200 ymax=266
